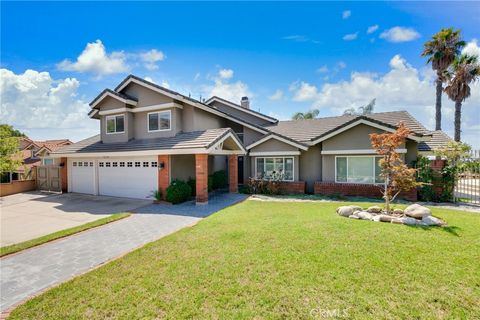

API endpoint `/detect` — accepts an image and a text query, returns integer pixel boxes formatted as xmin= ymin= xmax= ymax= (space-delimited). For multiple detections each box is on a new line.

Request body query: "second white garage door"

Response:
xmin=98 ymin=157 xmax=158 ymax=199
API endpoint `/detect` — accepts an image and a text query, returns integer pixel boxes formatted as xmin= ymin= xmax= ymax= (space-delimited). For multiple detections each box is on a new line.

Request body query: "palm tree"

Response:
xmin=421 ymin=28 xmax=465 ymax=130
xmin=444 ymin=54 xmax=480 ymax=141
xmin=292 ymin=109 xmax=319 ymax=120
xmin=343 ymin=98 xmax=376 ymax=115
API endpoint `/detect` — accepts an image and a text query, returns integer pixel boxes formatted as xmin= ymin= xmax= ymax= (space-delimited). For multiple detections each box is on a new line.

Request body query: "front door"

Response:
xmin=238 ymin=156 xmax=244 ymax=184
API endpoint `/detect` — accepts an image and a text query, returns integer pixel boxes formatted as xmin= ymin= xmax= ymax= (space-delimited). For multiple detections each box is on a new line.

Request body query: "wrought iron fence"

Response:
xmin=454 ymin=150 xmax=480 ymax=205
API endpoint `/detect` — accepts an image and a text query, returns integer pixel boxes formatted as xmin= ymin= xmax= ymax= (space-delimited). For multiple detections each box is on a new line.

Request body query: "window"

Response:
xmin=90 ymin=162 xmax=94 ymax=167
xmin=148 ymin=111 xmax=171 ymax=132
xmin=78 ymin=162 xmax=83 ymax=167
xmin=106 ymin=115 xmax=125 ymax=134
xmin=127 ymin=162 xmax=133 ymax=167
xmin=151 ymin=161 xmax=158 ymax=167
xmin=113 ymin=162 xmax=118 ymax=167
xmin=335 ymin=156 xmax=383 ymax=184
xmin=83 ymin=162 xmax=88 ymax=167
xmin=120 ymin=162 xmax=125 ymax=167
xmin=255 ymin=157 xmax=294 ymax=181
xmin=73 ymin=162 xmax=77 ymax=167
xmin=143 ymin=162 xmax=149 ymax=167
xmin=106 ymin=162 xmax=111 ymax=167
xmin=135 ymin=162 xmax=141 ymax=167
xmin=99 ymin=162 xmax=104 ymax=167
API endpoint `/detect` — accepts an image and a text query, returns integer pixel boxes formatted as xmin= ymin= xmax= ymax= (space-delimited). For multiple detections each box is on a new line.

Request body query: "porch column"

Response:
xmin=228 ymin=154 xmax=238 ymax=193
xmin=60 ymin=157 xmax=68 ymax=193
xmin=195 ymin=154 xmax=208 ymax=204
xmin=158 ymin=155 xmax=170 ymax=200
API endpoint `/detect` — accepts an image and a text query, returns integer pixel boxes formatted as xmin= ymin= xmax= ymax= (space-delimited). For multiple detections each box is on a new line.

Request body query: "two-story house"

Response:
xmin=52 ymin=75 xmax=450 ymax=203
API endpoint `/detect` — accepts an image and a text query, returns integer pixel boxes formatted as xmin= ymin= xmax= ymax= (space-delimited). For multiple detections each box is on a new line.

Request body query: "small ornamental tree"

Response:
xmin=369 ymin=122 xmax=422 ymax=213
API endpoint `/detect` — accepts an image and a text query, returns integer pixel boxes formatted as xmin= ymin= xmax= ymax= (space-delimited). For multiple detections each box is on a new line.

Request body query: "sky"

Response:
xmin=1 ymin=1 xmax=479 ymax=147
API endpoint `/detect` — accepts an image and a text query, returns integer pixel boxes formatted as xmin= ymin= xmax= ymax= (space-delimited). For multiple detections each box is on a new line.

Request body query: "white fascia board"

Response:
xmin=246 ymin=134 xmax=308 ymax=151
xmin=90 ymin=91 xmax=137 ymax=109
xmin=88 ymin=109 xmax=99 ymax=118
xmin=206 ymin=132 xmax=247 ymax=154
xmin=97 ymin=102 xmax=183 ymax=116
xmin=321 ymin=149 xmax=407 ymax=155
xmin=249 ymin=151 xmax=301 ymax=156
xmin=205 ymin=97 xmax=277 ymax=123
xmin=311 ymin=119 xmax=426 ymax=144
xmin=115 ymin=78 xmax=268 ymax=135
xmin=50 ymin=148 xmax=211 ymax=158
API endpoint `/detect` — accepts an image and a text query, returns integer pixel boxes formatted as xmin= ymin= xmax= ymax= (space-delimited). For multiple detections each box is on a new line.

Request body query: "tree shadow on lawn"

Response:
xmin=404 ymin=224 xmax=462 ymax=237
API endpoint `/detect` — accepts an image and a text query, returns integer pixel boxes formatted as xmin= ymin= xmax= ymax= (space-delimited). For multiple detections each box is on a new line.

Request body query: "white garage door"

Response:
xmin=70 ymin=160 xmax=95 ymax=195
xmin=98 ymin=157 xmax=158 ymax=199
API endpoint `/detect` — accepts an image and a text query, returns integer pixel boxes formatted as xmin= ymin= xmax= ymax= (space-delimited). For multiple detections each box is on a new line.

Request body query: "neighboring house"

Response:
xmin=51 ymin=75 xmax=447 ymax=203
xmin=418 ymin=130 xmax=453 ymax=156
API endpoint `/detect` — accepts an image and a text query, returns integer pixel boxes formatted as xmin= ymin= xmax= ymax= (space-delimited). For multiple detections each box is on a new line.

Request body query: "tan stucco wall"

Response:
xmin=123 ymin=83 xmax=173 ymax=107
xmin=405 ymin=140 xmax=418 ymax=165
xmin=322 ymin=124 xmax=405 ymax=151
xmin=243 ymin=127 xmax=264 ymax=146
xmin=249 ymin=155 xmax=299 ymax=181
xmin=171 ymin=154 xmax=195 ymax=181
xmin=95 ymin=96 xmax=126 ymax=111
xmin=299 ymin=144 xmax=322 ymax=192
xmin=250 ymin=139 xmax=298 ymax=153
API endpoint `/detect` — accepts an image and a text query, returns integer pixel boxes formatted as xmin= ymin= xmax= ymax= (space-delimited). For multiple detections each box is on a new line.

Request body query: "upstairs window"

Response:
xmin=106 ymin=115 xmax=125 ymax=134
xmin=148 ymin=111 xmax=171 ymax=132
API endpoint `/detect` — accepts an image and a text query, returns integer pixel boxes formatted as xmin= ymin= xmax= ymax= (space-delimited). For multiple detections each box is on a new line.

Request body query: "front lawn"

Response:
xmin=9 ymin=201 xmax=480 ymax=319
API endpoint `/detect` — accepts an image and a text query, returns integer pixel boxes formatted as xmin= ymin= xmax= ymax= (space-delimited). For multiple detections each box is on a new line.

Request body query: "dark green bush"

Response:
xmin=211 ymin=170 xmax=227 ymax=190
xmin=187 ymin=178 xmax=196 ymax=196
xmin=166 ymin=179 xmax=192 ymax=204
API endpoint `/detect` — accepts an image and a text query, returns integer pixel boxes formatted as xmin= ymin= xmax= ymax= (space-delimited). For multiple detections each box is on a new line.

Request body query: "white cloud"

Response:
xmin=290 ymin=81 xmax=318 ymax=102
xmin=337 ymin=61 xmax=347 ymax=69
xmin=283 ymin=35 xmax=320 ymax=44
xmin=204 ymin=69 xmax=251 ymax=103
xmin=462 ymin=39 xmax=480 ymax=57
xmin=269 ymin=89 xmax=284 ymax=101
xmin=161 ymin=80 xmax=170 ymax=89
xmin=0 ymin=68 xmax=97 ymax=141
xmin=367 ymin=25 xmax=379 ymax=34
xmin=380 ymin=27 xmax=421 ymax=43
xmin=342 ymin=10 xmax=351 ymax=19
xmin=140 ymin=49 xmax=165 ymax=70
xmin=289 ymin=55 xmax=479 ymax=147
xmin=144 ymin=76 xmax=156 ymax=84
xmin=317 ymin=65 xmax=329 ymax=73
xmin=219 ymin=68 xmax=234 ymax=80
xmin=57 ymin=40 xmax=128 ymax=77
xmin=343 ymin=32 xmax=359 ymax=41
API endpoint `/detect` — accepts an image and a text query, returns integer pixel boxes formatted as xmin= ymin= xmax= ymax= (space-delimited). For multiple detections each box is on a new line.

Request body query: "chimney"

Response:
xmin=240 ymin=96 xmax=250 ymax=109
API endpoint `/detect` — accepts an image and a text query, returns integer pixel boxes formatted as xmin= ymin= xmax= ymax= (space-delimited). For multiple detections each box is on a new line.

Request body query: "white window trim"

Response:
xmin=42 ymin=157 xmax=54 ymax=165
xmin=322 ymin=149 xmax=406 ymax=155
xmin=334 ymin=155 xmax=384 ymax=185
xmin=105 ymin=115 xmax=125 ymax=135
xmin=254 ymin=156 xmax=295 ymax=182
xmin=147 ymin=110 xmax=172 ymax=132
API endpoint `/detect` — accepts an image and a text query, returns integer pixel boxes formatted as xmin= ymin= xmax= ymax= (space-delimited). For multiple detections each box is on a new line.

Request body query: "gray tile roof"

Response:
xmin=418 ymin=130 xmax=452 ymax=152
xmin=206 ymin=96 xmax=278 ymax=123
xmin=52 ymin=128 xmax=235 ymax=154
xmin=265 ymin=111 xmax=430 ymax=143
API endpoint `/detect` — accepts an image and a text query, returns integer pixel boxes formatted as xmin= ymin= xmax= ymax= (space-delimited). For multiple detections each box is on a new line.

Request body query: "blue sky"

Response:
xmin=1 ymin=1 xmax=479 ymax=147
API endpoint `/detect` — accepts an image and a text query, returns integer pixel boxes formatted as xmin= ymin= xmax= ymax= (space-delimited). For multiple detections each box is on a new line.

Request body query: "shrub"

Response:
xmin=152 ymin=190 xmax=162 ymax=201
xmin=187 ymin=178 xmax=196 ymax=196
xmin=208 ymin=176 xmax=213 ymax=192
xmin=246 ymin=178 xmax=283 ymax=195
xmin=166 ymin=180 xmax=192 ymax=204
xmin=211 ymin=170 xmax=227 ymax=190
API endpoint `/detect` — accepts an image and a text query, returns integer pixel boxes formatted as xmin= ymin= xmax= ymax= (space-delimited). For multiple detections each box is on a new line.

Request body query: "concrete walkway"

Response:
xmin=0 ymin=192 xmax=247 ymax=312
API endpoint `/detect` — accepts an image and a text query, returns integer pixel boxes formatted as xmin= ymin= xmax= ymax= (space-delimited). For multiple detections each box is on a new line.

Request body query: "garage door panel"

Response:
xmin=98 ymin=157 xmax=157 ymax=199
xmin=70 ymin=160 xmax=95 ymax=195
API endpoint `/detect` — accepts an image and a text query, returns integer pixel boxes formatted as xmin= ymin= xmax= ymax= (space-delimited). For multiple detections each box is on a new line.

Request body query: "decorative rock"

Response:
xmin=422 ymin=215 xmax=444 ymax=226
xmin=393 ymin=208 xmax=404 ymax=215
xmin=404 ymin=204 xmax=432 ymax=219
xmin=372 ymin=215 xmax=381 ymax=222
xmin=367 ymin=206 xmax=382 ymax=214
xmin=378 ymin=214 xmax=394 ymax=223
xmin=336 ymin=206 xmax=355 ymax=217
xmin=350 ymin=205 xmax=363 ymax=212
xmin=348 ymin=214 xmax=359 ymax=219
xmin=357 ymin=211 xmax=373 ymax=220
xmin=391 ymin=218 xmax=404 ymax=224
xmin=403 ymin=217 xmax=420 ymax=225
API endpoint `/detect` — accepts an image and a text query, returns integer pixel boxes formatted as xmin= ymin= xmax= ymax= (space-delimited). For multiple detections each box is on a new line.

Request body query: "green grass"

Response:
xmin=9 ymin=201 xmax=480 ymax=319
xmin=0 ymin=213 xmax=130 ymax=257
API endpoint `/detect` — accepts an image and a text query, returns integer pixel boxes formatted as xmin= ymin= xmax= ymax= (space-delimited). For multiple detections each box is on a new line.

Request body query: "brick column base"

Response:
xmin=195 ymin=154 xmax=208 ymax=204
xmin=228 ymin=154 xmax=238 ymax=193
xmin=60 ymin=157 xmax=68 ymax=193
xmin=158 ymin=155 xmax=170 ymax=200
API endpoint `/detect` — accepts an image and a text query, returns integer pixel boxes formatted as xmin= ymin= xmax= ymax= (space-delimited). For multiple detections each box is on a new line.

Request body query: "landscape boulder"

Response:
xmin=348 ymin=214 xmax=359 ymax=219
xmin=422 ymin=215 xmax=444 ymax=226
xmin=357 ymin=211 xmax=374 ymax=220
xmin=367 ymin=206 xmax=382 ymax=214
xmin=377 ymin=214 xmax=395 ymax=223
xmin=393 ymin=208 xmax=404 ymax=215
xmin=404 ymin=204 xmax=431 ymax=219
xmin=336 ymin=206 xmax=355 ymax=217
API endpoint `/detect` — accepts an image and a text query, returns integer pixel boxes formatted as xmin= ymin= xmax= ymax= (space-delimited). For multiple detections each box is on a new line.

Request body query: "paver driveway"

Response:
xmin=0 ymin=192 xmax=247 ymax=312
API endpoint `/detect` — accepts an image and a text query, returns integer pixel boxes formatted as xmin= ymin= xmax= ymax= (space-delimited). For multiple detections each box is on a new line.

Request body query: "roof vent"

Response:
xmin=241 ymin=96 xmax=250 ymax=109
